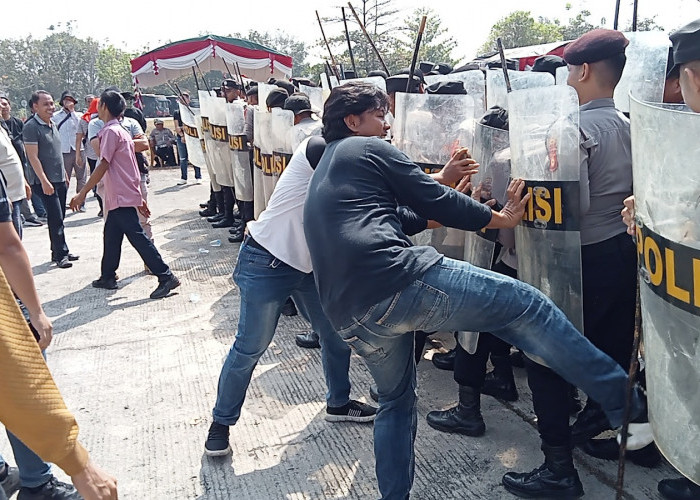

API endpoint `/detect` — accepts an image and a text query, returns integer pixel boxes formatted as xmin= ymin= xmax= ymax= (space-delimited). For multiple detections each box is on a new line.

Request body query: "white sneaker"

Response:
xmin=177 ymin=179 xmax=187 ymax=185
xmin=195 ymin=178 xmax=203 ymax=184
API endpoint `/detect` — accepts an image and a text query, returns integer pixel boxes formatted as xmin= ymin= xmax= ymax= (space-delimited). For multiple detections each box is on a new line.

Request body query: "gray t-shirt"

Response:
xmin=22 ymin=114 xmax=65 ymax=184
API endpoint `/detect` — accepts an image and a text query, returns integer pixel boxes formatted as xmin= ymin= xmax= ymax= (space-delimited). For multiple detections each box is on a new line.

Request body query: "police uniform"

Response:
xmin=503 ymin=29 xmax=654 ymax=499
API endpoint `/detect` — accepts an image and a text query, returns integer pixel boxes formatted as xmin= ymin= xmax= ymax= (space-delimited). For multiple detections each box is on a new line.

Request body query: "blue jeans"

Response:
xmin=10 ymin=201 xmax=22 ymax=240
xmin=176 ymin=136 xmax=200 ymax=180
xmin=0 ymin=434 xmax=52 ymax=488
xmin=30 ymin=186 xmax=47 ymax=218
xmin=334 ymin=257 xmax=643 ymax=500
xmin=212 ymin=239 xmax=352 ymax=425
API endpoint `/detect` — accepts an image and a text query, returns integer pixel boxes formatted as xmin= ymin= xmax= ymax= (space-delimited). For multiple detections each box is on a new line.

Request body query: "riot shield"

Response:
xmin=459 ymin=122 xmax=511 ymax=352
xmin=614 ymin=31 xmax=670 ymax=112
xmin=257 ymin=83 xmax=278 ymax=112
xmin=630 ymin=95 xmax=700 ymax=484
xmin=198 ymin=90 xmax=219 ymax=188
xmin=271 ymin=107 xmax=295 ymax=190
xmin=339 ymin=75 xmax=387 ymax=92
xmin=555 ymin=66 xmax=569 ymax=86
xmin=487 ymin=69 xmax=554 ymax=110
xmin=254 ymin=109 xmax=275 ymax=206
xmin=178 ymin=102 xmax=206 ymax=169
xmin=207 ymin=97 xmax=234 ymax=187
xmin=393 ymin=92 xmax=475 ymax=259
xmin=425 ymin=70 xmax=486 ymax=115
xmin=226 ymin=100 xmax=253 ymax=202
xmin=299 ymin=84 xmax=325 ymax=117
xmin=508 ymin=85 xmax=584 ymax=335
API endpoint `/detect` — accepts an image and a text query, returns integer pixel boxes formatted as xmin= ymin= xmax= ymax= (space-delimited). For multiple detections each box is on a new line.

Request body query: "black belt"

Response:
xmin=244 ymin=235 xmax=267 ymax=252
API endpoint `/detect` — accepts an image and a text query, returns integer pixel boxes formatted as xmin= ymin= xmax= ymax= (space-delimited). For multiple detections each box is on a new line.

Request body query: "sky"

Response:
xmin=4 ymin=0 xmax=700 ymax=68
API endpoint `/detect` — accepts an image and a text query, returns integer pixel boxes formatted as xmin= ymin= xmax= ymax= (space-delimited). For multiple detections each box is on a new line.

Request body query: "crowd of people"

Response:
xmin=0 ymin=17 xmax=699 ymax=500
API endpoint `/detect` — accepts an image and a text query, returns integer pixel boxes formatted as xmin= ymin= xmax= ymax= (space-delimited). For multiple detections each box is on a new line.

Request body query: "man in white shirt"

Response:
xmin=51 ymin=91 xmax=85 ymax=209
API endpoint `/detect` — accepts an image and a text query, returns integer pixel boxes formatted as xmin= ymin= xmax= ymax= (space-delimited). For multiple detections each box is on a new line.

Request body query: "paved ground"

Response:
xmin=2 ymin=167 xmax=675 ymax=499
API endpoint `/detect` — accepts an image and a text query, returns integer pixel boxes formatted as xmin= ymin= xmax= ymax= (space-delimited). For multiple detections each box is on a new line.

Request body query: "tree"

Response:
xmin=386 ymin=8 xmax=460 ymax=72
xmin=97 ymin=46 xmax=133 ymax=93
xmin=479 ymin=11 xmax=562 ymax=55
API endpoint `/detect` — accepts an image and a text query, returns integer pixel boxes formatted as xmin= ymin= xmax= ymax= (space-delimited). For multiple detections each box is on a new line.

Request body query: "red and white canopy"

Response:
xmin=130 ymin=35 xmax=293 ymax=88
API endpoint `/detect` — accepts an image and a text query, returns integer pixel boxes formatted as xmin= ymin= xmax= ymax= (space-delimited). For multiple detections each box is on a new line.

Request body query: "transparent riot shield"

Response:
xmin=257 ymin=83 xmax=278 ymax=112
xmin=487 ymin=70 xmax=554 ymax=110
xmin=254 ymin=110 xmax=275 ymax=206
xmin=299 ymin=84 xmax=324 ymax=117
xmin=339 ymin=75 xmax=387 ymax=93
xmin=508 ymin=85 xmax=584 ymax=335
xmin=614 ymin=31 xmax=670 ymax=112
xmin=630 ymin=95 xmax=700 ymax=484
xmin=226 ymin=100 xmax=253 ymax=202
xmin=555 ymin=66 xmax=569 ymax=86
xmin=271 ymin=107 xmax=295 ymax=190
xmin=179 ymin=102 xmax=206 ymax=169
xmin=425 ymin=70 xmax=486 ymax=115
xmin=393 ymin=92 xmax=475 ymax=259
xmin=198 ymin=90 xmax=218 ymax=188
xmin=459 ymin=122 xmax=511 ymax=352
xmin=208 ymin=97 xmax=234 ymax=187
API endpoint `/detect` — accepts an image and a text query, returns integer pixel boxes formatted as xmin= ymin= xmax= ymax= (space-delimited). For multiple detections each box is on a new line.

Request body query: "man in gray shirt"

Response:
xmin=23 ymin=90 xmax=78 ymax=269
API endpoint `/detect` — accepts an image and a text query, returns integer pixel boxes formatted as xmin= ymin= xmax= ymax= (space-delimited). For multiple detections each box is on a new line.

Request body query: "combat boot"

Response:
xmin=426 ymin=385 xmax=485 ymax=436
xmin=482 ymin=354 xmax=518 ymax=401
xmin=502 ymin=443 xmax=584 ymax=498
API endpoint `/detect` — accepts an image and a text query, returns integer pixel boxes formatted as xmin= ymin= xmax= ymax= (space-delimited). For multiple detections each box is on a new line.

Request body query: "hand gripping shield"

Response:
xmin=392 ymin=92 xmax=475 ymax=259
xmin=630 ymin=95 xmax=700 ymax=484
xmin=226 ymin=100 xmax=253 ymax=202
xmin=508 ymin=85 xmax=584 ymax=341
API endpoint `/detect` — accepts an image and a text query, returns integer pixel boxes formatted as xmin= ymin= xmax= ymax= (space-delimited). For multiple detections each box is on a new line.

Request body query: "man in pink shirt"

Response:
xmin=69 ymin=90 xmax=180 ymax=299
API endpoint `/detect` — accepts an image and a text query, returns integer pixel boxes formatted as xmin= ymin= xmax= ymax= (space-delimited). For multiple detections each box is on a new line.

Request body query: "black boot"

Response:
xmin=239 ymin=200 xmax=254 ymax=223
xmin=502 ymin=443 xmax=584 ymax=498
xmin=281 ymin=297 xmax=298 ymax=317
xmin=510 ymin=349 xmax=525 ymax=368
xmin=658 ymin=477 xmax=700 ymax=500
xmin=482 ymin=355 xmax=518 ymax=402
xmin=581 ymin=438 xmax=661 ymax=468
xmin=569 ymin=385 xmax=583 ymax=415
xmin=426 ymin=385 xmax=485 ymax=436
xmin=212 ymin=187 xmax=236 ymax=228
xmin=207 ymin=191 xmax=225 ymax=222
xmin=571 ymin=399 xmax=611 ymax=445
xmin=199 ymin=188 xmax=218 ymax=217
xmin=432 ymin=348 xmax=456 ymax=371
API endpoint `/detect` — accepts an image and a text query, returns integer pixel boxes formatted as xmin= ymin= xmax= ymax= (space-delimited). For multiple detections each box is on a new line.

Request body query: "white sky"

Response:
xmin=5 ymin=0 xmax=700 ymax=67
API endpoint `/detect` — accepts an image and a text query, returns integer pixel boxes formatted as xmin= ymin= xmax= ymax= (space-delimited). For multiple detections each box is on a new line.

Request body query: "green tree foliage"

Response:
xmin=479 ymin=11 xmax=563 ymax=55
xmin=97 ymin=46 xmax=134 ymax=93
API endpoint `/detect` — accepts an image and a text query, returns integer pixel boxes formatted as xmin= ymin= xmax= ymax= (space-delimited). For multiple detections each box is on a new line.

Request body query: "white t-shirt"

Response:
xmin=0 ymin=127 xmax=26 ymax=202
xmin=247 ymin=137 xmax=316 ymax=273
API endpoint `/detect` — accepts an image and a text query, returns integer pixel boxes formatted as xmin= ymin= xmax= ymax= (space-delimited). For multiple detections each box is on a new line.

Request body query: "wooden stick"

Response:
xmin=222 ymin=58 xmax=234 ymax=79
xmin=347 ymin=2 xmax=389 ymax=75
xmin=615 ymin=279 xmax=643 ymax=500
xmin=166 ymin=80 xmax=194 ymax=116
xmin=341 ymin=7 xmax=358 ymax=77
xmin=631 ymin=0 xmax=639 ymax=31
xmin=614 ymin=0 xmax=622 ymax=30
xmin=496 ymin=38 xmax=512 ymax=93
xmin=316 ymin=10 xmax=342 ymax=81
xmin=194 ymin=60 xmax=211 ymax=93
xmin=406 ymin=15 xmax=427 ymax=93
xmin=192 ymin=67 xmax=200 ymax=91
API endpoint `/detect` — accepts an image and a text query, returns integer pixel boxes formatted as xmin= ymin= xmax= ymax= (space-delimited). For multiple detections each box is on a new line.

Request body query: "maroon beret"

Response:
xmin=563 ymin=29 xmax=629 ymax=65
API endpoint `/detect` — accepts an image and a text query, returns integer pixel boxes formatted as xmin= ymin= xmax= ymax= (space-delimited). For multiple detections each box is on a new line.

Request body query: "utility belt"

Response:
xmin=244 ymin=234 xmax=267 ymax=253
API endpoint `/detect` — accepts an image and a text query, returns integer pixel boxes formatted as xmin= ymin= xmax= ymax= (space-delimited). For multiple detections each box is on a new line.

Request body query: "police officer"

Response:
xmin=502 ymin=29 xmax=655 ymax=498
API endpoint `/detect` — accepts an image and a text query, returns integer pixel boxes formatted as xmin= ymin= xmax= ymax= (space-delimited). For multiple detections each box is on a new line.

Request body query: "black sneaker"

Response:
xmin=23 ymin=217 xmax=43 ymax=227
xmin=0 ymin=464 xmax=20 ymax=498
xmin=204 ymin=422 xmax=231 ymax=457
xmin=66 ymin=253 xmax=80 ymax=261
xmin=295 ymin=331 xmax=321 ymax=349
xmin=92 ymin=277 xmax=118 ymax=290
xmin=17 ymin=476 xmax=81 ymax=500
xmin=281 ymin=298 xmax=297 ymax=317
xmin=325 ymin=400 xmax=377 ymax=423
xmin=150 ymin=275 xmax=181 ymax=299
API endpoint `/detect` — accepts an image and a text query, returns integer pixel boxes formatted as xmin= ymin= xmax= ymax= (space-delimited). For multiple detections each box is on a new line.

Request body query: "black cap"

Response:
xmin=669 ymin=18 xmax=700 ymax=73
xmin=385 ymin=74 xmax=421 ymax=94
xmin=419 ymin=61 xmax=436 ymax=74
xmin=121 ymin=91 xmax=134 ymax=100
xmin=104 ymin=86 xmax=121 ymax=93
xmin=563 ymin=28 xmax=629 ymax=65
xmin=222 ymin=79 xmax=242 ymax=90
xmin=59 ymin=90 xmax=78 ymax=106
xmin=433 ymin=62 xmax=453 ymax=75
xmin=266 ymin=87 xmax=289 ymax=109
xmin=245 ymin=85 xmax=259 ymax=97
xmin=425 ymin=80 xmax=467 ymax=95
xmin=291 ymin=77 xmax=315 ymax=87
xmin=451 ymin=62 xmax=481 ymax=73
xmin=284 ymin=93 xmax=314 ymax=115
xmin=487 ymin=59 xmax=518 ymax=70
xmin=479 ymin=106 xmax=509 ymax=131
xmin=532 ymin=55 xmax=566 ymax=77
xmin=398 ymin=67 xmax=425 ymax=83
xmin=367 ymin=69 xmax=388 ymax=80
xmin=275 ymin=80 xmax=297 ymax=95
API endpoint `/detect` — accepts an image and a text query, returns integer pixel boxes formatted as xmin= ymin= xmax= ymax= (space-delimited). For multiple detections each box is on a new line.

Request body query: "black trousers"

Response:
xmin=101 ymin=207 xmax=172 ymax=282
xmin=155 ymin=145 xmax=176 ymax=166
xmin=87 ymin=158 xmax=103 ymax=212
xmin=34 ymin=182 xmax=69 ymax=262
xmin=525 ymin=231 xmax=637 ymax=446
xmin=453 ymin=259 xmax=517 ymax=388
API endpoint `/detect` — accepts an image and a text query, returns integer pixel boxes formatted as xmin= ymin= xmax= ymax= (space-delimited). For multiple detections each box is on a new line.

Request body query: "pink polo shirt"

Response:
xmin=98 ymin=119 xmax=143 ymax=212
